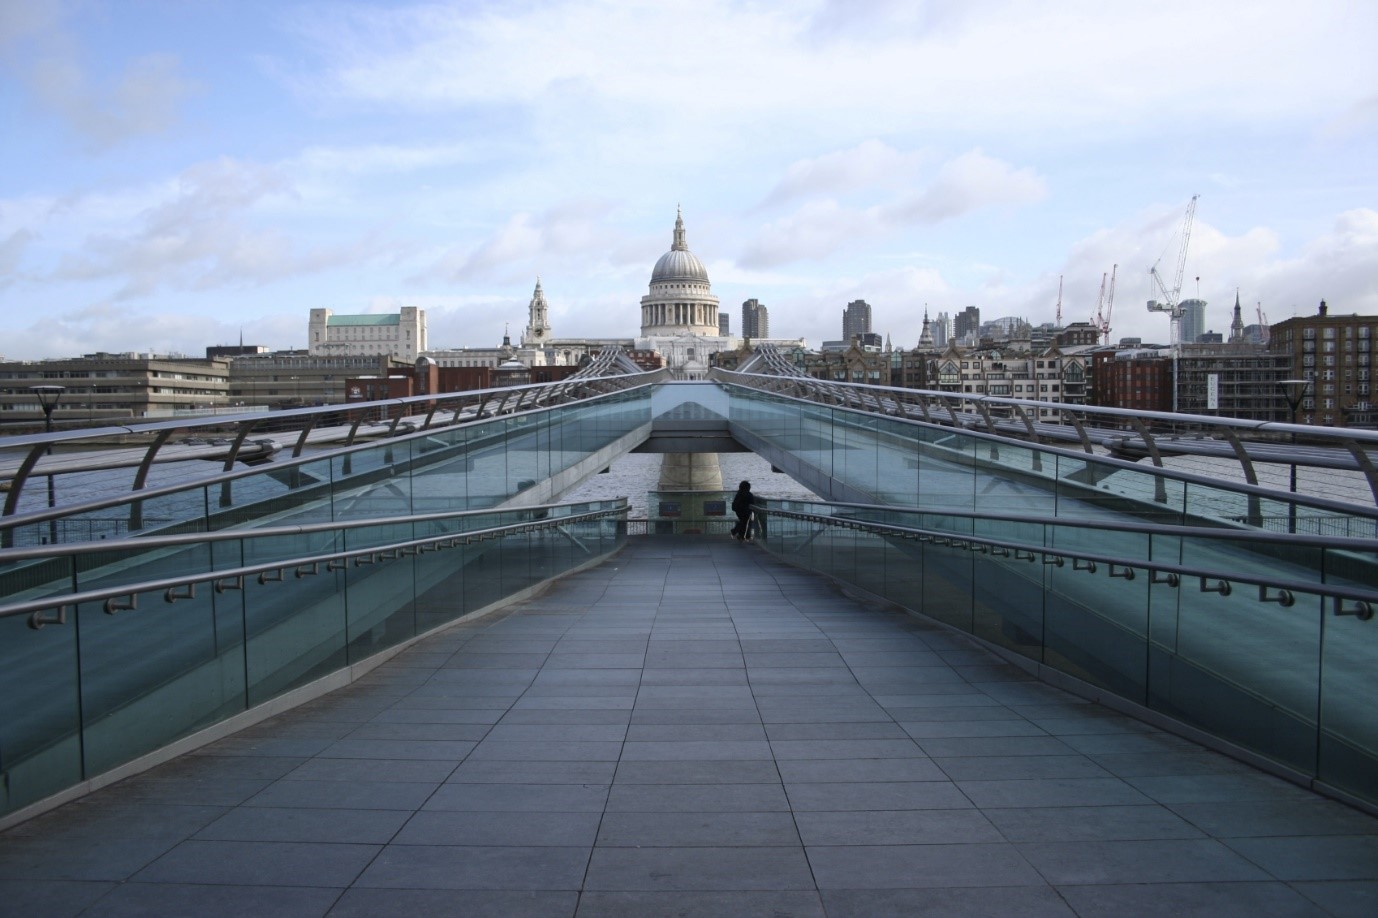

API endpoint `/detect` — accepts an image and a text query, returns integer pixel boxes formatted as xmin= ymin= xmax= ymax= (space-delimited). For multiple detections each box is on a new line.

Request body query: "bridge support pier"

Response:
xmin=657 ymin=452 xmax=723 ymax=491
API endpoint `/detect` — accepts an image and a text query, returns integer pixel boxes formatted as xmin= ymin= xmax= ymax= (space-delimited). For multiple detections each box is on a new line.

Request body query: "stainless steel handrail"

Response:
xmin=712 ymin=365 xmax=1378 ymax=503
xmin=0 ymin=368 xmax=669 ymax=516
xmin=1 ymin=504 xmax=629 ymax=625
xmin=716 ymin=376 xmax=1378 ymax=517
xmin=760 ymin=500 xmax=1378 ymax=549
xmin=0 ymin=498 xmax=629 ymax=562
xmin=0 ymin=378 xmax=659 ymax=538
xmin=755 ymin=505 xmax=1378 ymax=617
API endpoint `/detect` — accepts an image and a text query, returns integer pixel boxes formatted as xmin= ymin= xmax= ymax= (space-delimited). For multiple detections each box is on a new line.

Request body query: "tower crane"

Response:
xmin=1091 ymin=265 xmax=1118 ymax=345
xmin=1146 ymin=195 xmax=1199 ymax=412
xmin=1146 ymin=195 xmax=1199 ymax=346
xmin=1092 ymin=271 xmax=1107 ymax=336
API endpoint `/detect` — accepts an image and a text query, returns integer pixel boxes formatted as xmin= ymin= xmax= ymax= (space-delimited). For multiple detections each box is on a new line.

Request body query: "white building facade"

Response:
xmin=309 ymin=307 xmax=426 ymax=362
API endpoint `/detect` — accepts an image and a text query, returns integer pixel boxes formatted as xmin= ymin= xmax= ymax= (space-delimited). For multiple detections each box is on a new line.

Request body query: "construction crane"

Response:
xmin=1256 ymin=302 xmax=1270 ymax=345
xmin=1092 ymin=272 xmax=1107 ymax=338
xmin=1146 ymin=195 xmax=1200 ymax=346
xmin=1055 ymin=275 xmax=1063 ymax=327
xmin=1091 ymin=266 xmax=1118 ymax=345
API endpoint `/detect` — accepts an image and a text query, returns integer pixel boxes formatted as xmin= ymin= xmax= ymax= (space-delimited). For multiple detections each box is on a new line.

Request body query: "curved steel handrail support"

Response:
xmin=0 ymin=368 xmax=669 ymax=517
xmin=1 ymin=502 xmax=629 ymax=626
xmin=710 ymin=372 xmax=1378 ymax=521
xmin=0 ymin=374 xmax=662 ymax=545
xmin=710 ymin=366 xmax=1378 ymax=504
xmin=753 ymin=504 xmax=1378 ymax=619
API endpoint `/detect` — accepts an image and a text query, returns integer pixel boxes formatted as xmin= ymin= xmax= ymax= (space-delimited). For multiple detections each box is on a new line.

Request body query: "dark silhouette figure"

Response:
xmin=731 ymin=480 xmax=754 ymax=541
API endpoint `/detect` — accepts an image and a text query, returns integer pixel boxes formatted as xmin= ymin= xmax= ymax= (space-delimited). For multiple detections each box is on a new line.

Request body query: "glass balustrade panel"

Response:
xmin=1317 ymin=542 xmax=1378 ymax=803
xmin=0 ymin=589 xmax=83 ymax=818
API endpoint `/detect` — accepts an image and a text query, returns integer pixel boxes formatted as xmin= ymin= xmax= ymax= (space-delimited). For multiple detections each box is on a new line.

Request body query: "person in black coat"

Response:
xmin=730 ymin=480 xmax=753 ymax=541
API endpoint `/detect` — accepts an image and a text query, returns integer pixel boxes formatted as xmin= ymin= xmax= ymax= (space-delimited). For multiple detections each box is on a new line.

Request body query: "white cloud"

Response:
xmin=3 ymin=3 xmax=197 ymax=150
xmin=0 ymin=229 xmax=34 ymax=287
xmin=290 ymin=0 xmax=1378 ymax=145
xmin=881 ymin=150 xmax=1046 ymax=223
xmin=761 ymin=140 xmax=931 ymax=207
xmin=48 ymin=158 xmax=380 ymax=297
xmin=424 ymin=200 xmax=621 ymax=282
xmin=741 ymin=148 xmax=1045 ymax=268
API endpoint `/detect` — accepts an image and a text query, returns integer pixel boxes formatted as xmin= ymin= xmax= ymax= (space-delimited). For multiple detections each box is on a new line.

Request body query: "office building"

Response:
xmin=1269 ymin=301 xmax=1378 ymax=427
xmin=1179 ymin=299 xmax=1207 ymax=344
xmin=309 ymin=306 xmax=427 ymax=361
xmin=842 ymin=299 xmax=871 ymax=342
xmin=954 ymin=306 xmax=980 ymax=343
xmin=741 ymin=299 xmax=769 ymax=338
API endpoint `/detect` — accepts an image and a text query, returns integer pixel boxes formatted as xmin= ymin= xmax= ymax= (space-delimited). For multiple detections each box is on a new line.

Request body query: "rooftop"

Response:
xmin=326 ymin=315 xmax=402 ymax=327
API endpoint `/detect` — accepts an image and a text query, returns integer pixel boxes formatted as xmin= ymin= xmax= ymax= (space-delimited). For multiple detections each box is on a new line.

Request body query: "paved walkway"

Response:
xmin=2 ymin=537 xmax=1376 ymax=916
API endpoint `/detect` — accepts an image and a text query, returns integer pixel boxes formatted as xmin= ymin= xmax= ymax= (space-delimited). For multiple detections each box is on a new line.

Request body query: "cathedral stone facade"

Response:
xmin=639 ymin=208 xmax=720 ymax=338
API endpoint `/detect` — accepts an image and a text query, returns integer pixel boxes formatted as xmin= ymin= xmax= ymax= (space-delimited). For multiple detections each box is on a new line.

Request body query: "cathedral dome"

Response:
xmin=651 ymin=248 xmax=709 ymax=284
xmin=649 ymin=207 xmax=710 ymax=285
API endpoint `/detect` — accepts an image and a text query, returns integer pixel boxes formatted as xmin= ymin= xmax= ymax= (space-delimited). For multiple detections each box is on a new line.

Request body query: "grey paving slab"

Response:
xmin=606 ymin=783 xmax=790 ymax=813
xmin=620 ymin=740 xmax=774 ymax=760
xmin=356 ymin=844 xmax=590 ymax=890
xmin=1222 ymin=836 xmax=1378 ymax=881
xmin=5 ymin=535 xmax=1378 ymax=916
xmin=784 ymin=780 xmax=973 ymax=811
xmin=423 ymin=783 xmax=610 ymax=812
xmin=956 ymin=776 xmax=1153 ymax=808
xmin=134 ymin=839 xmax=380 ymax=887
xmin=983 ymin=804 xmax=1207 ymax=843
xmin=394 ymin=810 xmax=602 ymax=846
xmin=807 ymin=842 xmax=1045 ymax=889
xmin=283 ymin=757 xmax=458 ymax=783
xmin=0 ymin=880 xmax=115 ymax=918
xmin=934 ymin=754 xmax=1112 ymax=780
xmin=823 ymin=887 xmax=1075 ymax=916
xmin=794 ymin=808 xmax=1003 ymax=845
xmin=332 ymin=888 xmax=578 ymax=917
xmin=596 ymin=811 xmax=801 ymax=847
xmin=246 ymin=779 xmax=441 ymax=811
xmin=612 ymin=760 xmax=781 ymax=785
xmin=584 ymin=846 xmax=815 ymax=891
xmin=626 ymin=723 xmax=767 ymax=741
xmin=446 ymin=760 xmax=617 ymax=784
xmin=1170 ymin=798 xmax=1378 ymax=837
xmin=1018 ymin=838 xmax=1272 ymax=885
xmin=1056 ymin=882 xmax=1327 ymax=917
xmin=82 ymin=882 xmax=341 ymax=918
xmin=775 ymin=757 xmax=948 ymax=783
xmin=194 ymin=806 xmax=411 ymax=843
xmin=639 ymin=668 xmax=749 ymax=685
xmin=1126 ymin=772 xmax=1319 ymax=804
xmin=343 ymin=721 xmax=491 ymax=741
xmin=575 ymin=890 xmax=825 ymax=918
xmin=1293 ymin=880 xmax=1378 ymax=917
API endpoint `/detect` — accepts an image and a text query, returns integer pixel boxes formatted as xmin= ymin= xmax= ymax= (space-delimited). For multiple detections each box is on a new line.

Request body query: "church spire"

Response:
xmin=672 ymin=205 xmax=687 ymax=252
xmin=1229 ymin=289 xmax=1245 ymax=343
xmin=918 ymin=305 xmax=935 ymax=349
xmin=523 ymin=276 xmax=550 ymax=346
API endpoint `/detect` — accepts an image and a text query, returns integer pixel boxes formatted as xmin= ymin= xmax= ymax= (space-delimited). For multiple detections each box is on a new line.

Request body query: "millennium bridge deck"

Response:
xmin=2 ymin=536 xmax=1374 ymax=917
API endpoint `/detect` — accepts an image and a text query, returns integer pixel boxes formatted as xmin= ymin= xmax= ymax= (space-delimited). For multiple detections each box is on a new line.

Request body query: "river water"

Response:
xmin=560 ymin=452 xmax=820 ymax=518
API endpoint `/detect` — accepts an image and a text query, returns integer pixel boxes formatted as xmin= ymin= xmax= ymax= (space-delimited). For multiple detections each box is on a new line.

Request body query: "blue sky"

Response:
xmin=2 ymin=0 xmax=1376 ymax=359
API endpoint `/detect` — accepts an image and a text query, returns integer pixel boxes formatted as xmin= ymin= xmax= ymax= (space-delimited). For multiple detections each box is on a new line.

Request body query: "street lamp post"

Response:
xmin=31 ymin=385 xmax=65 ymax=543
xmin=1277 ymin=378 xmax=1311 ymax=534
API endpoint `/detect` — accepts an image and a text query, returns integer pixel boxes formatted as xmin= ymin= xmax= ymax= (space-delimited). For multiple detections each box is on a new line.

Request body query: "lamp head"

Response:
xmin=30 ymin=385 xmax=66 ymax=412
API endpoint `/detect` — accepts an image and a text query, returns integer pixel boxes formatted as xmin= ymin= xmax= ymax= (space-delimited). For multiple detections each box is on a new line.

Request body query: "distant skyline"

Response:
xmin=2 ymin=0 xmax=1376 ymax=359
